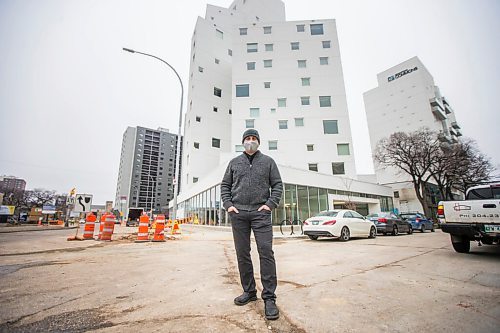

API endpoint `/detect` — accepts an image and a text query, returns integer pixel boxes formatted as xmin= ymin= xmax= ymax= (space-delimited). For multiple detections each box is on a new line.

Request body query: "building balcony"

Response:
xmin=431 ymin=106 xmax=447 ymax=120
xmin=455 ymin=129 xmax=463 ymax=137
xmin=444 ymin=103 xmax=453 ymax=114
xmin=451 ymin=121 xmax=460 ymax=129
xmin=449 ymin=128 xmax=457 ymax=137
xmin=430 ymin=97 xmax=445 ymax=111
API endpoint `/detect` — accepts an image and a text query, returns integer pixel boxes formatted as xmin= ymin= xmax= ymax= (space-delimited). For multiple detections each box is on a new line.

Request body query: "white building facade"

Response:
xmin=363 ymin=56 xmax=461 ymax=214
xmin=175 ymin=0 xmax=394 ymax=225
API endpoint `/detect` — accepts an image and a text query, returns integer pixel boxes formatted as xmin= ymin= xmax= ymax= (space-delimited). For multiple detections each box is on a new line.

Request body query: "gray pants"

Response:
xmin=230 ymin=209 xmax=277 ymax=300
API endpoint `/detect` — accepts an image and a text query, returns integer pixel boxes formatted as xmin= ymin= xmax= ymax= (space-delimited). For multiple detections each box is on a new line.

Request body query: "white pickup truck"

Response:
xmin=438 ymin=183 xmax=500 ymax=253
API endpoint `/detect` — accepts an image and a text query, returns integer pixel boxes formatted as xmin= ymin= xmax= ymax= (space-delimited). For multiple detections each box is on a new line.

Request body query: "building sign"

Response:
xmin=388 ymin=66 xmax=418 ymax=82
xmin=42 ymin=205 xmax=57 ymax=214
xmin=0 ymin=205 xmax=15 ymax=215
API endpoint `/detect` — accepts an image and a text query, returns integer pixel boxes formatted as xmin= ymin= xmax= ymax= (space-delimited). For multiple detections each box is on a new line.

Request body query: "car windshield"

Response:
xmin=315 ymin=211 xmax=338 ymax=217
xmin=366 ymin=212 xmax=390 ymax=218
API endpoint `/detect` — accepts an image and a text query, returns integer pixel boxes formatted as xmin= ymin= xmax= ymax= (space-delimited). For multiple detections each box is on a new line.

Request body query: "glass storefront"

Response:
xmin=178 ymin=183 xmax=393 ymax=226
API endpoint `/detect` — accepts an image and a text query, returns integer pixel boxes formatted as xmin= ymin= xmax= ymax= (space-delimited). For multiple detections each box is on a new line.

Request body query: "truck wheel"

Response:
xmin=451 ymin=235 xmax=470 ymax=253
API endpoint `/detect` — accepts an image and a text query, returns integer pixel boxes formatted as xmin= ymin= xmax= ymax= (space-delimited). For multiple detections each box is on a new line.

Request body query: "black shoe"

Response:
xmin=264 ymin=299 xmax=279 ymax=320
xmin=234 ymin=292 xmax=257 ymax=306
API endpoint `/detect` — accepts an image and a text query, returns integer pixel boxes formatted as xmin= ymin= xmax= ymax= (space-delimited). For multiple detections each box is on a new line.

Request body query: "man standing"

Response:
xmin=221 ymin=129 xmax=283 ymax=320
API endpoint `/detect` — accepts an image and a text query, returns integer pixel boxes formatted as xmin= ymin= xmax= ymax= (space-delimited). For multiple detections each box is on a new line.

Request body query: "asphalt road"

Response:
xmin=0 ymin=226 xmax=498 ymax=333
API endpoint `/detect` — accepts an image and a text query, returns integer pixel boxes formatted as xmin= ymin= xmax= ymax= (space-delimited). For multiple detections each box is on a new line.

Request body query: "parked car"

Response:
xmin=400 ymin=213 xmax=434 ymax=232
xmin=303 ymin=210 xmax=377 ymax=241
xmin=366 ymin=212 xmax=412 ymax=235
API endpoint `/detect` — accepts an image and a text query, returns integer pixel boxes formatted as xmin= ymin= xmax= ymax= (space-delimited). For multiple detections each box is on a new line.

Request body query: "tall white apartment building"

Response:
xmin=364 ymin=56 xmax=462 ymax=214
xmin=176 ymin=0 xmax=394 ymax=224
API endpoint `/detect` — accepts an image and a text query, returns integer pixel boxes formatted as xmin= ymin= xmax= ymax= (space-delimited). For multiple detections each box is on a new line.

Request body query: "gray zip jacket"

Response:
xmin=221 ymin=151 xmax=283 ymax=211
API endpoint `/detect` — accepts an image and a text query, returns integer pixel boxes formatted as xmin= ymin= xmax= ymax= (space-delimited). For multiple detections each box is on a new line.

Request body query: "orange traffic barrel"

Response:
xmin=152 ymin=214 xmax=166 ymax=242
xmin=135 ymin=213 xmax=150 ymax=242
xmin=83 ymin=213 xmax=97 ymax=240
xmin=100 ymin=214 xmax=116 ymax=241
xmin=97 ymin=213 xmax=107 ymax=240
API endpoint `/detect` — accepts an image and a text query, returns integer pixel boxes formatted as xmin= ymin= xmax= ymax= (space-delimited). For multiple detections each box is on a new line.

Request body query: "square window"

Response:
xmin=249 ymin=108 xmax=260 ymax=117
xmin=247 ymin=43 xmax=258 ymax=53
xmin=214 ymin=87 xmax=222 ymax=97
xmin=212 ymin=138 xmax=221 ymax=148
xmin=216 ymin=29 xmax=223 ymax=39
xmin=264 ymin=82 xmax=271 ymax=88
xmin=194 ymin=142 xmax=200 ymax=149
xmin=228 ymin=49 xmax=232 ymax=56
xmin=278 ymin=120 xmax=288 ymax=129
xmin=337 ymin=143 xmax=350 ymax=155
xmin=310 ymin=23 xmax=324 ymax=35
xmin=265 ymin=43 xmax=273 ymax=51
xmin=301 ymin=77 xmax=310 ymax=86
xmin=319 ymin=96 xmax=331 ymax=107
xmin=235 ymin=145 xmax=244 ymax=152
xmin=291 ymin=42 xmax=299 ymax=50
xmin=215 ymin=58 xmax=220 ymax=64
xmin=308 ymin=163 xmax=318 ymax=172
xmin=301 ymin=96 xmax=310 ymax=106
xmin=213 ymin=106 xmax=218 ymax=112
xmin=270 ymin=108 xmax=276 ymax=113
xmin=239 ymin=28 xmax=247 ymax=35
xmin=322 ymin=40 xmax=331 ymax=48
xmin=298 ymin=60 xmax=306 ymax=68
xmin=277 ymin=98 xmax=287 ymax=107
xmin=323 ymin=120 xmax=338 ymax=134
xmin=269 ymin=140 xmax=278 ymax=150
xmin=263 ymin=59 xmax=272 ymax=68
xmin=193 ymin=177 xmax=199 ymax=183
xmin=229 ymin=109 xmax=232 ymax=114
xmin=247 ymin=62 xmax=256 ymax=70
xmin=198 ymin=66 xmax=204 ymax=72
xmin=332 ymin=162 xmax=345 ymax=175
xmin=296 ymin=24 xmax=305 ymax=32
xmin=236 ymin=84 xmax=249 ymax=97
xmin=263 ymin=26 xmax=272 ymax=34
xmin=320 ymin=57 xmax=329 ymax=65
xmin=245 ymin=119 xmax=255 ymax=128
xmin=196 ymin=116 xmax=201 ymax=122
xmin=306 ymin=144 xmax=314 ymax=151
xmin=295 ymin=118 xmax=304 ymax=126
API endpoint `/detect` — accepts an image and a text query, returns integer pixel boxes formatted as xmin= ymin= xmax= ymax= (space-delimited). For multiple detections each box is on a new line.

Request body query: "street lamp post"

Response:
xmin=123 ymin=47 xmax=184 ymax=220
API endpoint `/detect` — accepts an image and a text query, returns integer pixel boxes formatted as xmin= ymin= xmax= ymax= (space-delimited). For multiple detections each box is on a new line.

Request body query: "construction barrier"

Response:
xmin=83 ymin=213 xmax=97 ymax=240
xmin=171 ymin=220 xmax=181 ymax=235
xmin=97 ymin=214 xmax=107 ymax=240
xmin=100 ymin=214 xmax=116 ymax=241
xmin=135 ymin=213 xmax=150 ymax=242
xmin=152 ymin=214 xmax=166 ymax=242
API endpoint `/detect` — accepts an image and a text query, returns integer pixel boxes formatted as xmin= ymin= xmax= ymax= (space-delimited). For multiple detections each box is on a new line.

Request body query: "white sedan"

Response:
xmin=303 ymin=210 xmax=377 ymax=241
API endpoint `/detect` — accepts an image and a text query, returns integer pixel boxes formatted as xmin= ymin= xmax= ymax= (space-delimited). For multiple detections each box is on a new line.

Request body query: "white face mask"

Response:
xmin=244 ymin=141 xmax=259 ymax=153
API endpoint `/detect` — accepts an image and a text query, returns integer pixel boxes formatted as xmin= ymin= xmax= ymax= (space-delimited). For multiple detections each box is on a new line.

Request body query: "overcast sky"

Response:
xmin=1 ymin=0 xmax=499 ymax=204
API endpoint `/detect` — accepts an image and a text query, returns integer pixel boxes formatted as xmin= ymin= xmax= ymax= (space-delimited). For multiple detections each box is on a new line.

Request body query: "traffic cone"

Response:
xmin=135 ymin=213 xmax=150 ymax=242
xmin=83 ymin=213 xmax=97 ymax=240
xmin=152 ymin=214 xmax=166 ymax=242
xmin=171 ymin=220 xmax=181 ymax=235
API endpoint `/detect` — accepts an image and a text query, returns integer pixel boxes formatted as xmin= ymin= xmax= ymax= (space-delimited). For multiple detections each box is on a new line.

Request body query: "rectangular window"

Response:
xmin=278 ymin=98 xmax=287 ymax=107
xmin=264 ymin=82 xmax=271 ymax=88
xmin=235 ymin=145 xmax=244 ymax=152
xmin=263 ymin=59 xmax=272 ymax=68
xmin=332 ymin=162 xmax=345 ymax=175
xmin=295 ymin=118 xmax=304 ymax=126
xmin=245 ymin=119 xmax=255 ymax=128
xmin=215 ymin=58 xmax=220 ymax=64
xmin=229 ymin=109 xmax=232 ymax=114
xmin=319 ymin=96 xmax=331 ymax=107
xmin=263 ymin=26 xmax=272 ymax=34
xmin=212 ymin=138 xmax=221 ymax=148
xmin=228 ymin=49 xmax=232 ymax=56
xmin=310 ymin=24 xmax=324 ymax=35
xmin=213 ymin=106 xmax=218 ymax=112
xmin=291 ymin=42 xmax=299 ymax=50
xmin=279 ymin=120 xmax=288 ymax=129
xmin=268 ymin=140 xmax=278 ymax=150
xmin=322 ymin=40 xmax=331 ymax=48
xmin=306 ymin=144 xmax=314 ymax=151
xmin=323 ymin=120 xmax=338 ymax=134
xmin=298 ymin=60 xmax=306 ymax=68
xmin=239 ymin=28 xmax=247 ymax=35
xmin=270 ymin=108 xmax=276 ymax=113
xmin=247 ymin=62 xmax=256 ymax=70
xmin=296 ymin=24 xmax=305 ymax=32
xmin=265 ymin=43 xmax=273 ymax=51
xmin=216 ymin=29 xmax=223 ymax=39
xmin=194 ymin=142 xmax=200 ymax=149
xmin=198 ymin=66 xmax=204 ymax=72
xmin=309 ymin=163 xmax=318 ymax=172
xmin=249 ymin=108 xmax=260 ymax=117
xmin=196 ymin=116 xmax=201 ymax=122
xmin=337 ymin=143 xmax=350 ymax=155
xmin=247 ymin=43 xmax=258 ymax=53
xmin=301 ymin=96 xmax=310 ymax=106
xmin=301 ymin=77 xmax=310 ymax=86
xmin=236 ymin=84 xmax=249 ymax=97
xmin=214 ymin=87 xmax=222 ymax=97
xmin=320 ymin=57 xmax=329 ymax=65
xmin=193 ymin=177 xmax=199 ymax=183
